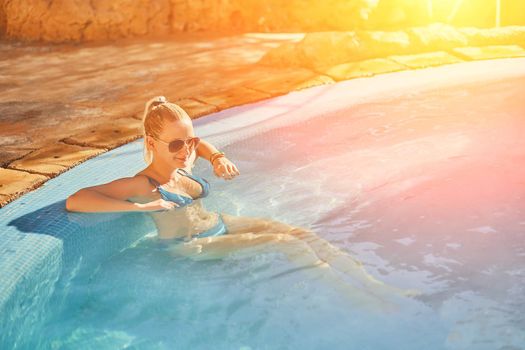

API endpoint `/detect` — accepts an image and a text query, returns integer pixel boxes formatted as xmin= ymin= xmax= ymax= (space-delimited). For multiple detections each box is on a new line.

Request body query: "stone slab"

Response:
xmin=452 ymin=45 xmax=525 ymax=61
xmin=388 ymin=51 xmax=464 ymax=69
xmin=244 ymin=68 xmax=320 ymax=96
xmin=0 ymin=168 xmax=48 ymax=198
xmin=195 ymin=87 xmax=272 ymax=110
xmin=321 ymin=58 xmax=407 ymax=81
xmin=62 ymin=118 xmax=142 ymax=150
xmin=0 ymin=148 xmax=36 ymax=168
xmin=175 ymin=99 xmax=219 ymax=119
xmin=292 ymin=75 xmax=335 ymax=91
xmin=9 ymin=143 xmax=105 ymax=176
xmin=407 ymin=24 xmax=469 ymax=51
xmin=0 ymin=195 xmax=9 ymax=207
xmin=460 ymin=27 xmax=525 ymax=47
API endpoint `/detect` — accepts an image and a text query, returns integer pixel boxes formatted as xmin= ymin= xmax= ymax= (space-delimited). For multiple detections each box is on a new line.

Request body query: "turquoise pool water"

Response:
xmin=1 ymin=58 xmax=525 ymax=349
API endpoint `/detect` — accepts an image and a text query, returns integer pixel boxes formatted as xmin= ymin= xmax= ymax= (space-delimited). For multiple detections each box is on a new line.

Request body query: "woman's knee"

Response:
xmin=287 ymin=227 xmax=315 ymax=239
xmin=224 ymin=216 xmax=290 ymax=235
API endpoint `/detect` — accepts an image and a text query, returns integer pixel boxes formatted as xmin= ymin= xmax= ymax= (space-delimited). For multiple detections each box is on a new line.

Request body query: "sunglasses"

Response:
xmin=150 ymin=135 xmax=200 ymax=152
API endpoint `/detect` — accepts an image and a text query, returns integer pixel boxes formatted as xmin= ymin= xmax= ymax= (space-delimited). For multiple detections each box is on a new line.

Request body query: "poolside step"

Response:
xmin=452 ymin=45 xmax=525 ymax=61
xmin=388 ymin=51 xmax=464 ymax=69
xmin=8 ymin=143 xmax=104 ymax=177
xmin=321 ymin=58 xmax=407 ymax=81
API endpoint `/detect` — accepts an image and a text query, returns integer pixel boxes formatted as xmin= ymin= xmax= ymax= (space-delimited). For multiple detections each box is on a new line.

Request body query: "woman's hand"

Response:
xmin=213 ymin=157 xmax=240 ymax=180
xmin=135 ymin=199 xmax=179 ymax=212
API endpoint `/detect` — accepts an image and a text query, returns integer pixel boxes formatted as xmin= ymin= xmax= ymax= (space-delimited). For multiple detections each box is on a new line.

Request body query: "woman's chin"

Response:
xmin=172 ymin=158 xmax=189 ymax=167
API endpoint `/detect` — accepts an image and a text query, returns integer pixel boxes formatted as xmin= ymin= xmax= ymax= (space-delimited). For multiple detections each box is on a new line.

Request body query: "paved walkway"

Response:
xmin=1 ymin=32 xmax=524 ymax=207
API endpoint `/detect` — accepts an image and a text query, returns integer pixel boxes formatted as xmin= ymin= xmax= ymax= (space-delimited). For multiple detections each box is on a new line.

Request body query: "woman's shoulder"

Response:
xmin=116 ymin=173 xmax=158 ymax=200
xmin=72 ymin=173 xmax=154 ymax=201
xmin=135 ymin=170 xmax=160 ymax=186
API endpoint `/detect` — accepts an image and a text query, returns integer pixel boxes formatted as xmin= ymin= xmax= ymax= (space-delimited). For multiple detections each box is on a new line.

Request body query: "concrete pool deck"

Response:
xmin=1 ymin=31 xmax=525 ymax=207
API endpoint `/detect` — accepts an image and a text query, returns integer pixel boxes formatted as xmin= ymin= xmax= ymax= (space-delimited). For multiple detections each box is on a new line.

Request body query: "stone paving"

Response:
xmin=1 ymin=31 xmax=525 ymax=207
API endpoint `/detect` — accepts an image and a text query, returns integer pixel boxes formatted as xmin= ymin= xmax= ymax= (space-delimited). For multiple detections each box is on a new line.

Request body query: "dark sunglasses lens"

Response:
xmin=168 ymin=140 xmax=185 ymax=152
xmin=167 ymin=138 xmax=200 ymax=152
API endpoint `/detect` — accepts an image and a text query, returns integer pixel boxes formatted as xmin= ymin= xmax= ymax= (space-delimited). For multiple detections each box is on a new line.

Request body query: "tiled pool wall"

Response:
xmin=0 ymin=142 xmax=158 ymax=348
xmin=0 ymin=234 xmax=61 ymax=349
xmin=1 ymin=58 xmax=525 ymax=348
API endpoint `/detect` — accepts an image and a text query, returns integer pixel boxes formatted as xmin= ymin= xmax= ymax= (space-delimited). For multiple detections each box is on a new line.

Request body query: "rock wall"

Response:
xmin=0 ymin=0 xmax=379 ymax=42
xmin=1 ymin=0 xmax=525 ymax=43
xmin=1 ymin=0 xmax=172 ymax=42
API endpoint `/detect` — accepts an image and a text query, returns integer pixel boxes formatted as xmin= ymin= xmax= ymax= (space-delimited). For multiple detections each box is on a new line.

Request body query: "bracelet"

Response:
xmin=211 ymin=154 xmax=225 ymax=166
xmin=210 ymin=151 xmax=225 ymax=165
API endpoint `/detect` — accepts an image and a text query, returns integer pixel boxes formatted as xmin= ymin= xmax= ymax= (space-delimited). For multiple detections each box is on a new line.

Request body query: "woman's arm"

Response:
xmin=65 ymin=176 xmax=176 ymax=213
xmin=196 ymin=139 xmax=240 ymax=179
xmin=196 ymin=139 xmax=219 ymax=162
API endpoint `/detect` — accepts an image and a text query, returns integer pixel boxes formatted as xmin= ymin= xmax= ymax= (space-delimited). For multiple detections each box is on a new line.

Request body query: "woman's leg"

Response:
xmin=168 ymin=232 xmax=396 ymax=313
xmin=221 ymin=214 xmax=418 ymax=298
xmin=169 ymin=232 xmax=294 ymax=261
xmin=288 ymin=227 xmax=419 ymax=298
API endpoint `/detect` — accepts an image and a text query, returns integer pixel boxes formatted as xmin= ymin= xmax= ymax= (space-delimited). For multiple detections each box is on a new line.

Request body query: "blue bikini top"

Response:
xmin=145 ymin=169 xmax=210 ymax=208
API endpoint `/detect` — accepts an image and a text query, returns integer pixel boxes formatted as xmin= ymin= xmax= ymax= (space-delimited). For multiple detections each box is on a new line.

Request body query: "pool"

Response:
xmin=1 ymin=58 xmax=525 ymax=349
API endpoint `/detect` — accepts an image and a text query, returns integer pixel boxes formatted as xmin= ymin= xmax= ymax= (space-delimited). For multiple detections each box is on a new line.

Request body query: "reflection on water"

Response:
xmin=211 ymin=75 xmax=525 ymax=349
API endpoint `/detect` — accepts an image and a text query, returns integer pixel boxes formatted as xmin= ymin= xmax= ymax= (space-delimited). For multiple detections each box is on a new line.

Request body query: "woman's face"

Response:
xmin=149 ymin=119 xmax=197 ymax=168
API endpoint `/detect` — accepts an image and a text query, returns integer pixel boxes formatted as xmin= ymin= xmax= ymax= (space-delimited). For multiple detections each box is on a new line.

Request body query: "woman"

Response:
xmin=66 ymin=96 xmax=416 ymax=311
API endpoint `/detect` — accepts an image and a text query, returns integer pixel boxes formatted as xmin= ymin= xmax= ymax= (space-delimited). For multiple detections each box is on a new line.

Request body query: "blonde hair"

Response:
xmin=142 ymin=96 xmax=191 ymax=165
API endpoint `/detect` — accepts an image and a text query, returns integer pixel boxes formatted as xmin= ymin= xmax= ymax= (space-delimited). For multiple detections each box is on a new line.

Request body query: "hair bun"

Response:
xmin=149 ymin=96 xmax=168 ymax=109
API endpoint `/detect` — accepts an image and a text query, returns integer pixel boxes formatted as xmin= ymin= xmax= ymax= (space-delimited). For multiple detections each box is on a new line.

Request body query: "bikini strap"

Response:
xmin=176 ymin=168 xmax=190 ymax=176
xmin=140 ymin=174 xmax=161 ymax=187
xmin=177 ymin=168 xmax=200 ymax=182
